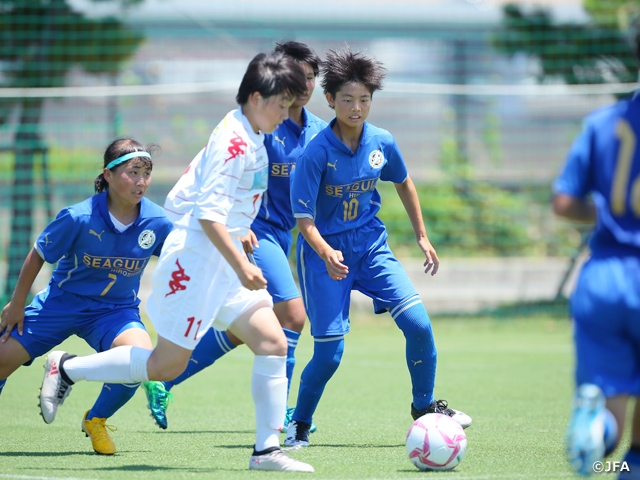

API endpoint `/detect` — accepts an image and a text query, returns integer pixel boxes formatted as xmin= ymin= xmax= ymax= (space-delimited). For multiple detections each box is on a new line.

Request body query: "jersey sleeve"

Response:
xmin=291 ymin=146 xmax=326 ymax=220
xmin=194 ymin=129 xmax=247 ymax=225
xmin=553 ymin=119 xmax=593 ymax=199
xmin=152 ymin=218 xmax=174 ymax=257
xmin=34 ymin=208 xmax=80 ymax=264
xmin=379 ymin=136 xmax=409 ymax=183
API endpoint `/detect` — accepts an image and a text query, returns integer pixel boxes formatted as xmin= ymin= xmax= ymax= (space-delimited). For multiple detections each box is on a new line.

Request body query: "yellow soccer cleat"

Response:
xmin=81 ymin=410 xmax=117 ymax=455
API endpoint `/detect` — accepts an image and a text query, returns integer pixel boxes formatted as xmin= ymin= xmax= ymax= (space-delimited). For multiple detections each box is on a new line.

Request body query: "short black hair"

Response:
xmin=274 ymin=40 xmax=321 ymax=77
xmin=321 ymin=45 xmax=386 ymax=98
xmin=236 ymin=52 xmax=307 ymax=105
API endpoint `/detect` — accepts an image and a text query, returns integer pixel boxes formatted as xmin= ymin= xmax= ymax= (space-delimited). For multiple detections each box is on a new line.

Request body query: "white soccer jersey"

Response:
xmin=164 ymin=109 xmax=268 ymax=236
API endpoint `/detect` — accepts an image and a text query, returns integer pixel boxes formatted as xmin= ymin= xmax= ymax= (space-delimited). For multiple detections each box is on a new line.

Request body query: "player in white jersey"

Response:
xmin=141 ymin=41 xmax=326 ymax=435
xmin=37 ymin=53 xmax=315 ymax=473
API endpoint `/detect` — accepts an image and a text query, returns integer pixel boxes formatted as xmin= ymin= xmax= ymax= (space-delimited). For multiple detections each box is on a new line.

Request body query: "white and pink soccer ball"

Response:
xmin=406 ymin=413 xmax=467 ymax=471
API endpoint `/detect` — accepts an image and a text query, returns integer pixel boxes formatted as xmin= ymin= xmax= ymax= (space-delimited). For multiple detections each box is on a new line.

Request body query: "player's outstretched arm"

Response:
xmin=394 ymin=176 xmax=439 ymax=276
xmin=0 ymin=247 xmax=46 ymax=341
xmin=297 ymin=217 xmax=349 ymax=281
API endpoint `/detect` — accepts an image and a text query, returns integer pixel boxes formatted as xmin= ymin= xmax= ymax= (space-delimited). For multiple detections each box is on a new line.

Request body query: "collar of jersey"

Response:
xmin=326 ymin=118 xmax=368 ymax=155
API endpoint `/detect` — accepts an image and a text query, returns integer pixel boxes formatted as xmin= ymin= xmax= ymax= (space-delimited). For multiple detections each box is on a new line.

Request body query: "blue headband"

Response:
xmin=105 ymin=151 xmax=151 ymax=170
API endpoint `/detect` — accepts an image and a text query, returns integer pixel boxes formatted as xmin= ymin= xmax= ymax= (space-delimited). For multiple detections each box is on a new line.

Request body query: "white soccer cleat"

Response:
xmin=565 ymin=383 xmax=606 ymax=476
xmin=284 ymin=420 xmax=311 ymax=447
xmin=39 ymin=351 xmax=74 ymax=424
xmin=249 ymin=449 xmax=314 ymax=472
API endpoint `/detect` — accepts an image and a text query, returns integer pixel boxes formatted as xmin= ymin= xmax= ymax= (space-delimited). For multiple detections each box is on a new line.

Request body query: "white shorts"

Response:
xmin=146 ymin=227 xmax=272 ymax=350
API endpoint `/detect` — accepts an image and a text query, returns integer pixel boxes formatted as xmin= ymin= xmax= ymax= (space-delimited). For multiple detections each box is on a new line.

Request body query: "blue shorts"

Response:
xmin=252 ymin=218 xmax=300 ymax=303
xmin=571 ymin=254 xmax=640 ymax=397
xmin=12 ymin=283 xmax=146 ymax=366
xmin=297 ymin=217 xmax=418 ymax=337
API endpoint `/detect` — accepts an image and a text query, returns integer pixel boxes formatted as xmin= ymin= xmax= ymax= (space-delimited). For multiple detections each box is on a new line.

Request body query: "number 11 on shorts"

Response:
xmin=184 ymin=316 xmax=202 ymax=340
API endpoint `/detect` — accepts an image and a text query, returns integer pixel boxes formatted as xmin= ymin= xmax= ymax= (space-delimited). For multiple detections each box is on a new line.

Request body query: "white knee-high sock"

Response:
xmin=62 ymin=346 xmax=151 ymax=383
xmin=252 ymin=355 xmax=287 ymax=452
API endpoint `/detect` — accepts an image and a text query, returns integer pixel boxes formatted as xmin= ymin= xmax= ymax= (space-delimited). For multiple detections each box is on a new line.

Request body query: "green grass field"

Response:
xmin=0 ymin=312 xmax=623 ymax=479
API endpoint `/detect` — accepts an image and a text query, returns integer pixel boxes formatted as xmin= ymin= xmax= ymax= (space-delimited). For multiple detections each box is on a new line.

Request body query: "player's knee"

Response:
xmin=274 ymin=299 xmax=306 ymax=332
xmin=269 ymin=335 xmax=288 ymax=357
xmin=0 ymin=339 xmax=30 ymax=380
xmin=147 ymin=354 xmax=188 ymax=382
xmin=281 ymin=311 xmax=306 ymax=332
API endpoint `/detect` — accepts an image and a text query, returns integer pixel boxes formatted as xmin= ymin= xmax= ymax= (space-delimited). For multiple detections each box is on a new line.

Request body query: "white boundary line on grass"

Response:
xmin=0 ymin=475 xmax=96 ymax=480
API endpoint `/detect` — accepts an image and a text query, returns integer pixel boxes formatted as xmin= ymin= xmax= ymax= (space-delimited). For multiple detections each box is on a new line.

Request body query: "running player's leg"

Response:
xmin=285 ymin=237 xmax=352 ymax=446
xmin=40 ymin=231 xmax=227 ymax=415
xmin=253 ymin=225 xmax=306 ymax=398
xmin=0 ymin=337 xmax=32 ymax=395
xmin=356 ymin=223 xmax=470 ymax=427
xmin=81 ymin=318 xmax=152 ymax=454
xmin=223 ymin=292 xmax=313 ymax=472
xmin=566 ymin=257 xmax=635 ymax=474
xmin=164 ymin=328 xmax=239 ymax=390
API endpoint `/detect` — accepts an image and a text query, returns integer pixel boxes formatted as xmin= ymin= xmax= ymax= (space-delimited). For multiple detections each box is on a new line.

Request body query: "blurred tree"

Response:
xmin=0 ymin=0 xmax=145 ymax=303
xmin=492 ymin=1 xmax=639 ymax=85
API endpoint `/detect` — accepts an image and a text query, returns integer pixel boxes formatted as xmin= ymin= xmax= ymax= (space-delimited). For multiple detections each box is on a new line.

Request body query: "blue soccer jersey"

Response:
xmin=259 ymin=108 xmax=327 ymax=232
xmin=35 ymin=192 xmax=173 ymax=305
xmin=554 ymin=93 xmax=640 ymax=255
xmin=291 ymin=120 xmax=408 ymax=236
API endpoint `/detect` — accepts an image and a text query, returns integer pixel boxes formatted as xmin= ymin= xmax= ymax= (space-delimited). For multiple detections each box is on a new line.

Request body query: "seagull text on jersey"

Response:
xmin=325 ymin=178 xmax=378 ymax=198
xmin=271 ymin=163 xmax=296 ymax=177
xmin=82 ymin=254 xmax=149 ymax=277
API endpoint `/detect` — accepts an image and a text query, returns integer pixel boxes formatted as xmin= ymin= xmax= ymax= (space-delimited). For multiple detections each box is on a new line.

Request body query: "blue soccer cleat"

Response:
xmin=565 ymin=383 xmax=606 ymax=476
xmin=142 ymin=381 xmax=173 ymax=430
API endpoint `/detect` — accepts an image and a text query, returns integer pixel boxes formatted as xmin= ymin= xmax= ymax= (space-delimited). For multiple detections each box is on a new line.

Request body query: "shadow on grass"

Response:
xmin=143 ymin=429 xmax=253 ymax=435
xmin=0 ymin=451 xmax=94 ymax=457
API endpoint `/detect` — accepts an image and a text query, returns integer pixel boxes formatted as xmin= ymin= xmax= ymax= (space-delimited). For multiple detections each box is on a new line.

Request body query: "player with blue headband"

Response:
xmin=0 ymin=137 xmax=173 ymax=456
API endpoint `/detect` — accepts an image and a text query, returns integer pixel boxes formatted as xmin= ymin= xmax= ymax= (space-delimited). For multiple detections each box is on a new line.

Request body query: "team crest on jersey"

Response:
xmin=138 ymin=230 xmax=156 ymax=249
xmin=369 ymin=150 xmax=384 ymax=169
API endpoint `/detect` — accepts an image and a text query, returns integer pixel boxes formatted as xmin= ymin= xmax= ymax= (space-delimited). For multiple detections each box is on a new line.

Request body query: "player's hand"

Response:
xmin=418 ymin=238 xmax=439 ymax=276
xmin=0 ymin=302 xmax=24 ymax=343
xmin=237 ymin=261 xmax=268 ymax=291
xmin=322 ymin=249 xmax=349 ymax=281
xmin=238 ymin=230 xmax=259 ymax=255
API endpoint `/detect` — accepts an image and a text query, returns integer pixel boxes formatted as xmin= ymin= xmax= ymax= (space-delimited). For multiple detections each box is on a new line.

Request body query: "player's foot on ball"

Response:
xmin=249 ymin=447 xmax=314 ymax=472
xmin=411 ymin=400 xmax=472 ymax=429
xmin=284 ymin=420 xmax=311 ymax=447
xmin=565 ymin=383 xmax=606 ymax=476
xmin=142 ymin=381 xmax=173 ymax=429
xmin=282 ymin=406 xmax=317 ymax=434
xmin=39 ymin=351 xmax=75 ymax=424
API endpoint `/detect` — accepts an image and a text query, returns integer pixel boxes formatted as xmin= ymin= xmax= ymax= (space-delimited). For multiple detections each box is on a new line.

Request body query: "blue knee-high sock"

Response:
xmin=165 ymin=329 xmax=236 ymax=390
xmin=392 ymin=296 xmax=437 ymax=411
xmin=292 ymin=336 xmax=344 ymax=424
xmin=88 ymin=382 xmax=140 ymax=419
xmin=283 ymin=328 xmax=300 ymax=401
xmin=0 ymin=378 xmax=6 ymax=396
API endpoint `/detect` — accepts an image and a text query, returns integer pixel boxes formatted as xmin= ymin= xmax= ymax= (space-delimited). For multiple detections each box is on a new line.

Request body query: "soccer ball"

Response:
xmin=406 ymin=413 xmax=467 ymax=471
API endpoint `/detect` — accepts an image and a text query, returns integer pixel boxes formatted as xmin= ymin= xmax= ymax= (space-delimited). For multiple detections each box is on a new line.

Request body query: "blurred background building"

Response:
xmin=0 ymin=0 xmax=634 ymax=312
